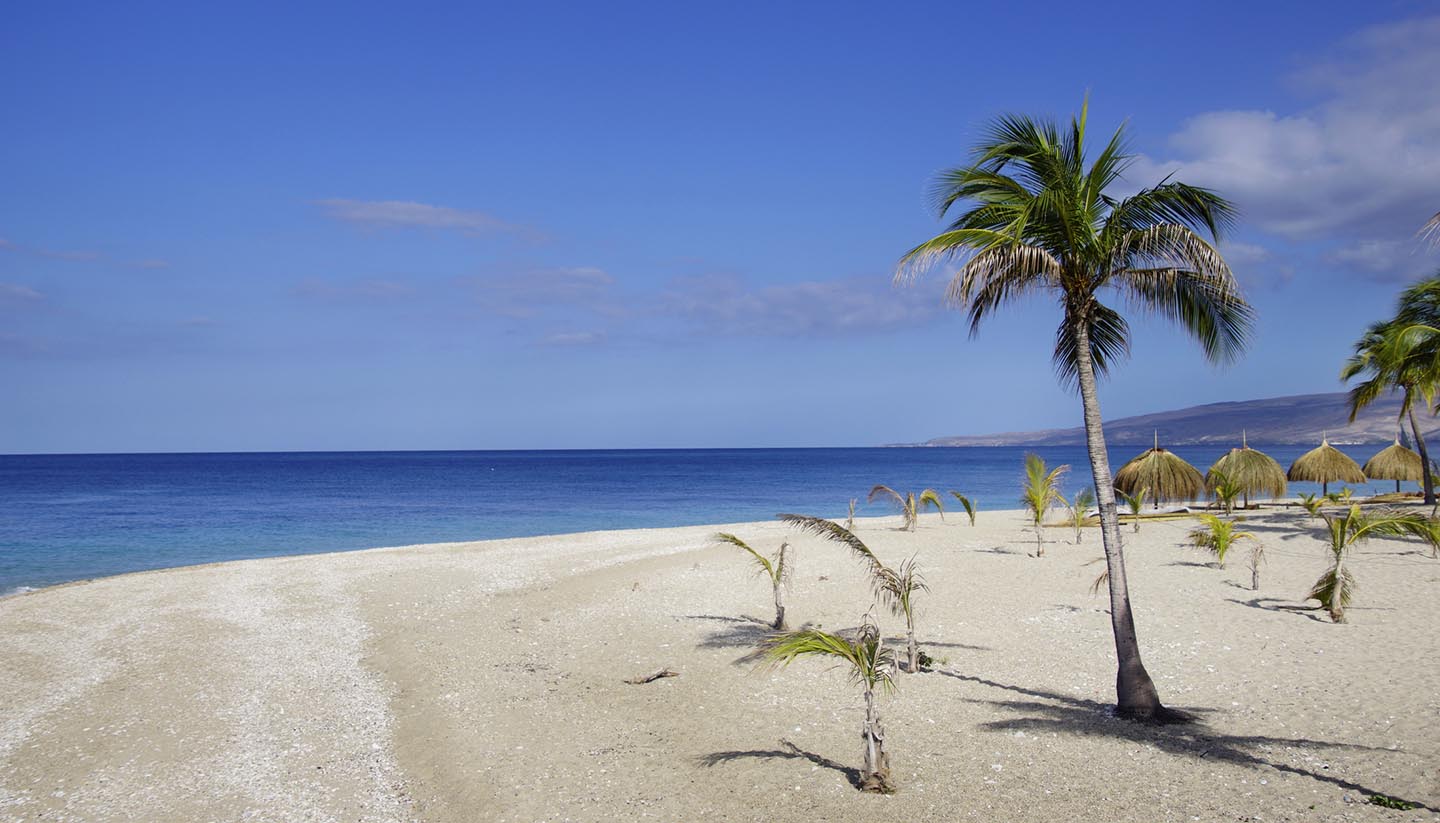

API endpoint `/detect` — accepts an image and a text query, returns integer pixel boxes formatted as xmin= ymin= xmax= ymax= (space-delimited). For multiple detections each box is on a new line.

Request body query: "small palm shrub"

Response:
xmin=1020 ymin=454 xmax=1068 ymax=556
xmin=1187 ymin=514 xmax=1256 ymax=568
xmin=764 ymin=614 xmax=897 ymax=793
xmin=868 ymin=485 xmax=944 ymax=532
xmin=1065 ymin=488 xmax=1096 ymax=544
xmin=1308 ymin=505 xmax=1440 ymax=622
xmin=714 ymin=533 xmax=790 ymax=629
xmin=1119 ymin=487 xmax=1148 ymax=533
xmin=949 ymin=491 xmax=977 ymax=526
xmin=780 ymin=514 xmax=928 ymax=674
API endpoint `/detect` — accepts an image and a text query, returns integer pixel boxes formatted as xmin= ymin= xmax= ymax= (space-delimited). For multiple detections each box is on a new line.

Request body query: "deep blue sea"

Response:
xmin=0 ymin=446 xmax=1399 ymax=595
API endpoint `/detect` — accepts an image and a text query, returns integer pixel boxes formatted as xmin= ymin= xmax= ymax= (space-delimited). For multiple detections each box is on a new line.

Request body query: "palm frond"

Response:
xmin=867 ymin=485 xmax=904 ymax=508
xmin=917 ymin=489 xmax=945 ymax=519
xmin=778 ymin=513 xmax=887 ymax=581
xmin=763 ymin=618 xmax=896 ymax=693
xmin=950 ymin=491 xmax=977 ymax=526
xmin=714 ymin=532 xmax=778 ymax=582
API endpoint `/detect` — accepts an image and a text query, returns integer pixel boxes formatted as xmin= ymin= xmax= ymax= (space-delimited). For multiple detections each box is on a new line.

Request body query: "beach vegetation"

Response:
xmin=1187 ymin=514 xmax=1255 ymax=569
xmin=1020 ymin=453 xmax=1068 ymax=557
xmin=868 ymin=485 xmax=944 ymax=532
xmin=1119 ymin=487 xmax=1147 ymax=532
xmin=1247 ymin=542 xmax=1265 ymax=591
xmin=949 ymin=491 xmax=977 ymax=526
xmin=1342 ymin=278 xmax=1440 ymax=505
xmin=1065 ymin=487 xmax=1096 ymax=544
xmin=779 ymin=514 xmax=929 ymax=674
xmin=1297 ymin=493 xmax=1324 ymax=519
xmin=896 ymin=97 xmax=1251 ymax=719
xmin=1208 ymin=470 xmax=1244 ymax=515
xmin=714 ymin=533 xmax=791 ymax=630
xmin=1307 ymin=505 xmax=1440 ymax=622
xmin=763 ymin=614 xmax=897 ymax=793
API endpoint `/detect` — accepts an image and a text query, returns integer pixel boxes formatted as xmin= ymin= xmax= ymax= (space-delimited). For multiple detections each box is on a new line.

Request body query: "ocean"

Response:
xmin=0 ymin=445 xmax=1400 ymax=595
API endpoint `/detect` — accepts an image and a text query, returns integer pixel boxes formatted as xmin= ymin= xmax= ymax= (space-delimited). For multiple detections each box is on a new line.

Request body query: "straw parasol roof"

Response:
xmin=1114 ymin=432 xmax=1205 ymax=507
xmin=1207 ymin=432 xmax=1287 ymax=505
xmin=1287 ymin=435 xmax=1366 ymax=495
xmin=1362 ymin=438 xmax=1424 ymax=493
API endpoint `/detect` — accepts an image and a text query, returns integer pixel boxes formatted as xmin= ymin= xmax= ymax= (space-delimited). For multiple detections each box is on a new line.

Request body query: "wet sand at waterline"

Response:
xmin=1 ymin=507 xmax=1436 ymax=821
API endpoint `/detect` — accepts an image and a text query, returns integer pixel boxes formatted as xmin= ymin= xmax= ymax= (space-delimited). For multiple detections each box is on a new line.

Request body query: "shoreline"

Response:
xmin=3 ymin=507 xmax=1436 ymax=820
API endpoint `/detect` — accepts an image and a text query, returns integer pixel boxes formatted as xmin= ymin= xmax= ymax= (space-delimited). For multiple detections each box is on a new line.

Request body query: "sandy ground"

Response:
xmin=1 ymin=505 xmax=1437 ymax=822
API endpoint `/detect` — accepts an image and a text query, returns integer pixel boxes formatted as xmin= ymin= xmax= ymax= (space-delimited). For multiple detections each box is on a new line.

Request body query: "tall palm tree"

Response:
xmin=714 ymin=533 xmax=791 ymax=630
xmin=1342 ymin=279 xmax=1440 ymax=505
xmin=1020 ymin=453 xmax=1068 ymax=557
xmin=764 ymin=615 xmax=897 ymax=792
xmin=896 ymin=99 xmax=1252 ymax=720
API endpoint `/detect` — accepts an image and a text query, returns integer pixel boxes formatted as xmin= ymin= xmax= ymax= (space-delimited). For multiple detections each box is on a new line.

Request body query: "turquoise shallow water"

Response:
xmin=0 ymin=445 xmax=1399 ymax=594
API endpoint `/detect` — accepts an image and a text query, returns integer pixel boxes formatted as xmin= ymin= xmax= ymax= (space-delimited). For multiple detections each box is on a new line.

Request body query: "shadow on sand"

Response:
xmin=698 ymin=739 xmax=863 ymax=789
xmin=933 ymin=669 xmax=1430 ymax=811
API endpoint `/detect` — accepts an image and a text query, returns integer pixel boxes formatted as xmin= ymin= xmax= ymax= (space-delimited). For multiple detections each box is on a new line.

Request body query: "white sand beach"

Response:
xmin=1 ymin=506 xmax=1437 ymax=822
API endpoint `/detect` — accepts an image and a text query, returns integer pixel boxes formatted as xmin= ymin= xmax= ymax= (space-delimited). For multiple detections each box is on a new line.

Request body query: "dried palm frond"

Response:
xmin=1207 ymin=433 xmax=1286 ymax=504
xmin=1287 ymin=438 xmax=1366 ymax=495
xmin=1362 ymin=439 xmax=1424 ymax=492
xmin=1113 ymin=433 xmax=1205 ymax=506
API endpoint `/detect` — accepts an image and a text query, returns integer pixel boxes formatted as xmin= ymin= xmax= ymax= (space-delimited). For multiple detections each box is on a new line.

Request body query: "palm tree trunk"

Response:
xmin=773 ymin=582 xmax=787 ymax=631
xmin=1071 ymin=317 xmax=1167 ymax=720
xmin=906 ymin=609 xmax=918 ymax=673
xmin=860 ymin=685 xmax=891 ymax=792
xmin=1035 ymin=522 xmax=1045 ymax=557
xmin=1407 ymin=400 xmax=1434 ymax=505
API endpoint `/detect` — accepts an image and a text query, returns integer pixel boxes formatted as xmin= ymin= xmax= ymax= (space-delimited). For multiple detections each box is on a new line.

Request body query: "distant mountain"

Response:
xmin=900 ymin=392 xmax=1430 ymax=447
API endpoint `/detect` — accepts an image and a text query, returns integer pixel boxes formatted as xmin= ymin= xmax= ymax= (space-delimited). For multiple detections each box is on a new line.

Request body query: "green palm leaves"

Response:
xmin=1020 ymin=453 xmax=1068 ymax=556
xmin=763 ymin=615 xmax=896 ymax=793
xmin=1342 ymin=277 xmax=1440 ymax=504
xmin=1187 ymin=514 xmax=1255 ymax=568
xmin=894 ymin=101 xmax=1251 ymax=387
xmin=714 ymin=533 xmax=791 ymax=630
xmin=1066 ymin=487 xmax=1096 ymax=544
xmin=949 ymin=491 xmax=978 ymax=526
xmin=868 ymin=485 xmax=944 ymax=531
xmin=895 ymin=99 xmax=1253 ymax=719
xmin=1308 ymin=505 xmax=1440 ymax=622
xmin=1119 ymin=487 xmax=1148 ymax=532
xmin=779 ymin=514 xmax=929 ymax=675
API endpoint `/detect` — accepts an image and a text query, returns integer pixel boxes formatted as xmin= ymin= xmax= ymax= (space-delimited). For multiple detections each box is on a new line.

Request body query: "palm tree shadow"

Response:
xmin=935 ymin=670 xmax=1429 ymax=811
xmin=698 ymin=739 xmax=863 ymax=789
xmin=1224 ymin=597 xmax=1329 ymax=623
xmin=682 ymin=614 xmax=775 ymax=650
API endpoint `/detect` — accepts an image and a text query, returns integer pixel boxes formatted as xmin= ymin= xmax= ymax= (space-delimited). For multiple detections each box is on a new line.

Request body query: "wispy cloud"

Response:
xmin=658 ymin=274 xmax=940 ymax=338
xmin=293 ymin=277 xmax=417 ymax=301
xmin=463 ymin=266 xmax=618 ymax=319
xmin=0 ymin=283 xmax=44 ymax=305
xmin=536 ymin=331 xmax=606 ymax=347
xmin=1131 ymin=15 xmax=1440 ymax=279
xmin=315 ymin=199 xmax=523 ymax=236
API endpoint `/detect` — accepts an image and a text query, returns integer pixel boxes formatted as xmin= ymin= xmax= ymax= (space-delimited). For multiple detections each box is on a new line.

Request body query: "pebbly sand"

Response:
xmin=1 ymin=505 xmax=1437 ymax=822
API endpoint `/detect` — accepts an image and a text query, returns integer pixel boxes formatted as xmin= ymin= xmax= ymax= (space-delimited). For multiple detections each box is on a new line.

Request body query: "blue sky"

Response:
xmin=2 ymin=1 xmax=1438 ymax=452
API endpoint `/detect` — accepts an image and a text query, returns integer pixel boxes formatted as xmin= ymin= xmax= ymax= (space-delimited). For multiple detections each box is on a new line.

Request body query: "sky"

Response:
xmin=2 ymin=1 xmax=1438 ymax=453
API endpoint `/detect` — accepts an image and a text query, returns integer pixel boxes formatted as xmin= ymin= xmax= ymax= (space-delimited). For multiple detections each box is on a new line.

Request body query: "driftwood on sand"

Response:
xmin=623 ymin=668 xmax=679 ymax=685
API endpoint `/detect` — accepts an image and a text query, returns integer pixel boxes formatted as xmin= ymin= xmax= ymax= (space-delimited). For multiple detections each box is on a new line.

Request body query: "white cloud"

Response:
xmin=537 ymin=331 xmax=606 ymax=347
xmin=1130 ymin=15 xmax=1440 ymax=278
xmin=315 ymin=199 xmax=521 ymax=235
xmin=0 ymin=283 xmax=44 ymax=304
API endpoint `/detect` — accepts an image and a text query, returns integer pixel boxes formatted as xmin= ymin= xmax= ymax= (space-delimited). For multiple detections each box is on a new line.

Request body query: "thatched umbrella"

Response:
xmin=1287 ymin=436 xmax=1366 ymax=496
xmin=1206 ymin=431 xmax=1287 ymax=508
xmin=1362 ymin=438 xmax=1424 ymax=494
xmin=1114 ymin=432 xmax=1206 ymax=508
